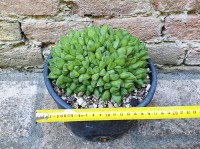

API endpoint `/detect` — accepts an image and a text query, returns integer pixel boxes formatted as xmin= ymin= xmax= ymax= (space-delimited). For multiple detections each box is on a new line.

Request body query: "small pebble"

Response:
xmin=125 ymin=104 xmax=131 ymax=108
xmin=146 ymin=84 xmax=151 ymax=91
xmin=125 ymin=98 xmax=130 ymax=103
xmin=89 ymin=105 xmax=94 ymax=108
xmin=98 ymin=104 xmax=104 ymax=108
xmin=61 ymin=96 xmax=67 ymax=100
xmin=137 ymin=91 xmax=143 ymax=97
xmin=93 ymin=104 xmax=97 ymax=108
xmin=82 ymin=101 xmax=87 ymax=107
xmin=78 ymin=92 xmax=84 ymax=97
xmin=76 ymin=97 xmax=84 ymax=105
xmin=67 ymin=96 xmax=76 ymax=101
xmin=73 ymin=103 xmax=79 ymax=108
xmin=114 ymin=103 xmax=118 ymax=107
xmin=108 ymin=103 xmax=114 ymax=108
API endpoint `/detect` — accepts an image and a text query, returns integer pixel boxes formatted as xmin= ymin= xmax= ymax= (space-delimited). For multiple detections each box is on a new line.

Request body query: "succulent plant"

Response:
xmin=48 ymin=25 xmax=150 ymax=104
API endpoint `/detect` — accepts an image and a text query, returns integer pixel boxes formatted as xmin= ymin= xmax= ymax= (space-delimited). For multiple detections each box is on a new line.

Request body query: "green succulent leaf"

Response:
xmin=48 ymin=66 xmax=62 ymax=76
xmin=48 ymin=59 xmax=56 ymax=66
xmin=78 ymin=85 xmax=87 ymax=92
xmin=115 ymin=29 xmax=123 ymax=39
xmin=87 ymin=40 xmax=96 ymax=52
xmin=101 ymin=90 xmax=111 ymax=101
xmin=66 ymin=88 xmax=73 ymax=96
xmin=127 ymin=47 xmax=134 ymax=56
xmin=110 ymin=87 xmax=119 ymax=94
xmin=98 ymin=86 xmax=103 ymax=93
xmin=65 ymin=64 xmax=72 ymax=72
xmin=56 ymin=75 xmax=65 ymax=87
xmin=70 ymin=70 xmax=80 ymax=78
xmin=101 ymin=24 xmax=109 ymax=35
xmin=100 ymin=69 xmax=106 ymax=76
xmin=91 ymin=80 xmax=97 ymax=88
xmin=108 ymin=44 xmax=115 ymax=53
xmin=94 ymin=88 xmax=100 ymax=98
xmin=76 ymin=55 xmax=84 ymax=61
xmin=107 ymin=61 xmax=116 ymax=71
xmin=74 ymin=59 xmax=82 ymax=66
xmin=48 ymin=72 xmax=59 ymax=79
xmin=127 ymin=86 xmax=134 ymax=93
xmin=89 ymin=52 xmax=95 ymax=61
xmin=78 ymin=74 xmax=84 ymax=82
xmin=91 ymin=59 xmax=99 ymax=66
xmin=104 ymin=83 xmax=111 ymax=89
xmin=135 ymin=79 xmax=144 ymax=88
xmin=120 ymin=72 xmax=131 ymax=79
xmin=84 ymin=74 xmax=91 ymax=80
xmin=65 ymin=55 xmax=75 ymax=61
xmin=112 ymin=95 xmax=122 ymax=105
xmin=103 ymin=73 xmax=110 ymax=83
xmin=113 ymin=39 xmax=120 ymax=49
xmin=78 ymin=37 xmax=85 ymax=46
xmin=134 ymin=68 xmax=147 ymax=76
xmin=86 ymin=89 xmax=92 ymax=96
xmin=99 ymin=61 xmax=106 ymax=70
xmin=115 ymin=57 xmax=126 ymax=66
xmin=124 ymin=82 xmax=134 ymax=89
xmin=92 ymin=73 xmax=100 ymax=80
xmin=70 ymin=82 xmax=77 ymax=91
xmin=97 ymin=77 xmax=105 ymax=86
xmin=117 ymin=47 xmax=127 ymax=56
xmin=111 ymin=79 xmax=122 ymax=88
xmin=63 ymin=76 xmax=72 ymax=83
xmin=110 ymin=74 xmax=119 ymax=81
xmin=88 ymin=29 xmax=96 ymax=38
xmin=121 ymin=88 xmax=128 ymax=96
xmin=87 ymin=85 xmax=94 ymax=92
xmin=82 ymin=61 xmax=89 ymax=69
xmin=87 ymin=67 xmax=94 ymax=75
xmin=51 ymin=46 xmax=61 ymax=57
xmin=78 ymin=67 xmax=86 ymax=74
xmin=95 ymin=51 xmax=102 ymax=60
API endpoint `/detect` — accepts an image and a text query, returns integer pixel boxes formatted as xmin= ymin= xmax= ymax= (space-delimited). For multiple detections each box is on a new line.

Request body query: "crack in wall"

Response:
xmin=19 ymin=21 xmax=29 ymax=43
xmin=183 ymin=49 xmax=189 ymax=65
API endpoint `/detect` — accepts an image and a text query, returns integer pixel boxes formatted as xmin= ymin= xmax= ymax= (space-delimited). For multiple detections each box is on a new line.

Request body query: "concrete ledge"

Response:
xmin=0 ymin=72 xmax=199 ymax=148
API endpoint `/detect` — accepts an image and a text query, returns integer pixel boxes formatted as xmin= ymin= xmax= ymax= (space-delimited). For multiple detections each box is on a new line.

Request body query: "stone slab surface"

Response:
xmin=0 ymin=71 xmax=200 ymax=149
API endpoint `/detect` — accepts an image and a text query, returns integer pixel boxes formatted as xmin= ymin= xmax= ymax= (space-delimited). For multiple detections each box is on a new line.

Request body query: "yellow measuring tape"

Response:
xmin=36 ymin=106 xmax=200 ymax=123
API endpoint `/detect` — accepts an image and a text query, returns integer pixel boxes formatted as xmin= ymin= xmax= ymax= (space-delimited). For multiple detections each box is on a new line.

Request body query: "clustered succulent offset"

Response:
xmin=48 ymin=25 xmax=150 ymax=104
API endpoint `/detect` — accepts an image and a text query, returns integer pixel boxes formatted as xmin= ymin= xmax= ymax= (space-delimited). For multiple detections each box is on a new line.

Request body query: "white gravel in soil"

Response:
xmin=53 ymin=82 xmax=151 ymax=109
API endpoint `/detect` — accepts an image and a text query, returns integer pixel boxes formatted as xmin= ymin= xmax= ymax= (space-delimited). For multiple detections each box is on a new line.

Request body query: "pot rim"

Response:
xmin=44 ymin=54 xmax=157 ymax=109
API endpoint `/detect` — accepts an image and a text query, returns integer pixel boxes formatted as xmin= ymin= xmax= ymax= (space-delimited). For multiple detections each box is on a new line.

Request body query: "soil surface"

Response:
xmin=53 ymin=82 xmax=151 ymax=109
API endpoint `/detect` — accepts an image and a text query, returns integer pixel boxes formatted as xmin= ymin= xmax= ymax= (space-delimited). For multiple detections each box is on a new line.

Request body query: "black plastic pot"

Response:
xmin=44 ymin=54 xmax=157 ymax=141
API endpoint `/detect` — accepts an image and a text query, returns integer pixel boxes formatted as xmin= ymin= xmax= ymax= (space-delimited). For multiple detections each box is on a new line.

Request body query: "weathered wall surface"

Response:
xmin=0 ymin=0 xmax=200 ymax=69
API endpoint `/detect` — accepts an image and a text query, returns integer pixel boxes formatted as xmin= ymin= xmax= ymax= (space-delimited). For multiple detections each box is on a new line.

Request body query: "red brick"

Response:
xmin=71 ymin=0 xmax=151 ymax=17
xmin=94 ymin=17 xmax=162 ymax=41
xmin=165 ymin=15 xmax=200 ymax=40
xmin=22 ymin=21 xmax=92 ymax=43
xmin=0 ymin=0 xmax=58 ymax=16
xmin=152 ymin=0 xmax=200 ymax=12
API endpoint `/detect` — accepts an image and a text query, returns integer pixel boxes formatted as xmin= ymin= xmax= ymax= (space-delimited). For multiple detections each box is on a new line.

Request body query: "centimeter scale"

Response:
xmin=36 ymin=106 xmax=200 ymax=123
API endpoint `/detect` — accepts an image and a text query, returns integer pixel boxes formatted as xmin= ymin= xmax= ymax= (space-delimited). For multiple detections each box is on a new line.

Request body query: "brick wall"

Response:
xmin=0 ymin=0 xmax=200 ymax=69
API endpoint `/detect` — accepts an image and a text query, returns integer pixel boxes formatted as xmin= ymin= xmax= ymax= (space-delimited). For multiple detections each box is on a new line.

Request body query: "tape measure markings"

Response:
xmin=36 ymin=106 xmax=200 ymax=123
